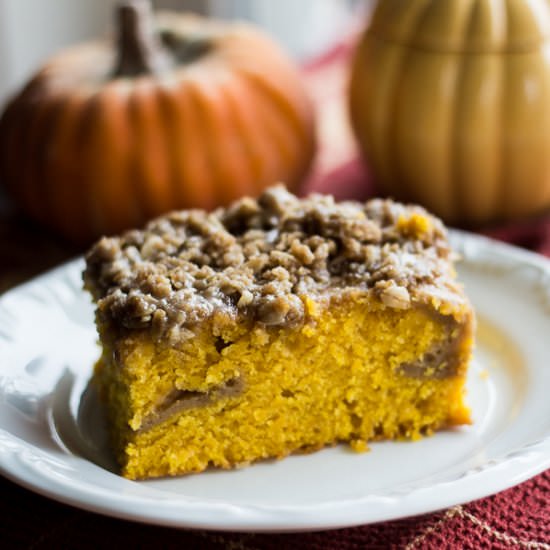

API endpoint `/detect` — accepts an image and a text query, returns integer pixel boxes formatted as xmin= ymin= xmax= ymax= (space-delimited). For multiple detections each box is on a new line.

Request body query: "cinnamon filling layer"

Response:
xmin=398 ymin=321 xmax=468 ymax=379
xmin=138 ymin=376 xmax=245 ymax=432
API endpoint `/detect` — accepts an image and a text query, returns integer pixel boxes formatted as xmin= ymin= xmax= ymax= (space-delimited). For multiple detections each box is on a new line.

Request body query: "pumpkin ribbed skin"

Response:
xmin=0 ymin=13 xmax=315 ymax=243
xmin=350 ymin=0 xmax=550 ymax=225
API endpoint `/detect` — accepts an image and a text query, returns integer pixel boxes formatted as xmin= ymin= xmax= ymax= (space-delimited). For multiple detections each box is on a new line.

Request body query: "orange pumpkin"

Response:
xmin=0 ymin=1 xmax=315 ymax=243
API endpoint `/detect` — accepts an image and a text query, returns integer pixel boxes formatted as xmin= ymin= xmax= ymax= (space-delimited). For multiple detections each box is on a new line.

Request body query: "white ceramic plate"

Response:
xmin=1 ymin=231 xmax=549 ymax=533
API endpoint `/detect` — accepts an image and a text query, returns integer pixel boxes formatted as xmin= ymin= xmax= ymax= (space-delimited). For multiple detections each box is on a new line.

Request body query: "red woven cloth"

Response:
xmin=1 ymin=37 xmax=550 ymax=550
xmin=0 ymin=472 xmax=548 ymax=549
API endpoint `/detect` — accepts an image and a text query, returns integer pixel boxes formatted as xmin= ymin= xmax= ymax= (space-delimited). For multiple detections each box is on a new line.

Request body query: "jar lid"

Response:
xmin=368 ymin=0 xmax=550 ymax=53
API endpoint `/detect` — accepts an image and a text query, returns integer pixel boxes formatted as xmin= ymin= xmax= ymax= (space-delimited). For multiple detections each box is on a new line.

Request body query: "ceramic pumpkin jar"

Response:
xmin=0 ymin=1 xmax=315 ymax=243
xmin=350 ymin=0 xmax=550 ymax=225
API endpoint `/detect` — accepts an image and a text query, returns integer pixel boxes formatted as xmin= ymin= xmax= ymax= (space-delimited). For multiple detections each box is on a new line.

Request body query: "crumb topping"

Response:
xmin=84 ymin=186 xmax=463 ymax=341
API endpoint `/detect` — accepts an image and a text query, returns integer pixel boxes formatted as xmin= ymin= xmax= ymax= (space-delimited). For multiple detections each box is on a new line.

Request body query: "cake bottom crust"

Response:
xmin=95 ymin=296 xmax=473 ymax=480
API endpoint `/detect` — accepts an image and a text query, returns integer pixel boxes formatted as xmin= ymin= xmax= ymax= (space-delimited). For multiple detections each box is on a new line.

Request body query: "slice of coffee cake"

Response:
xmin=84 ymin=186 xmax=474 ymax=480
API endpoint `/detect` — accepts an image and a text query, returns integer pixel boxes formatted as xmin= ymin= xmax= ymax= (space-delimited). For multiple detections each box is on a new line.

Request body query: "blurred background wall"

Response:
xmin=0 ymin=0 xmax=113 ymax=103
xmin=0 ymin=0 xmax=363 ymax=104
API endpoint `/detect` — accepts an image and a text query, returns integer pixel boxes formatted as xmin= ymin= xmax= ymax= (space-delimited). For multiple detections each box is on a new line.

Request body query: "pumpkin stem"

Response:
xmin=113 ymin=0 xmax=169 ymax=77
